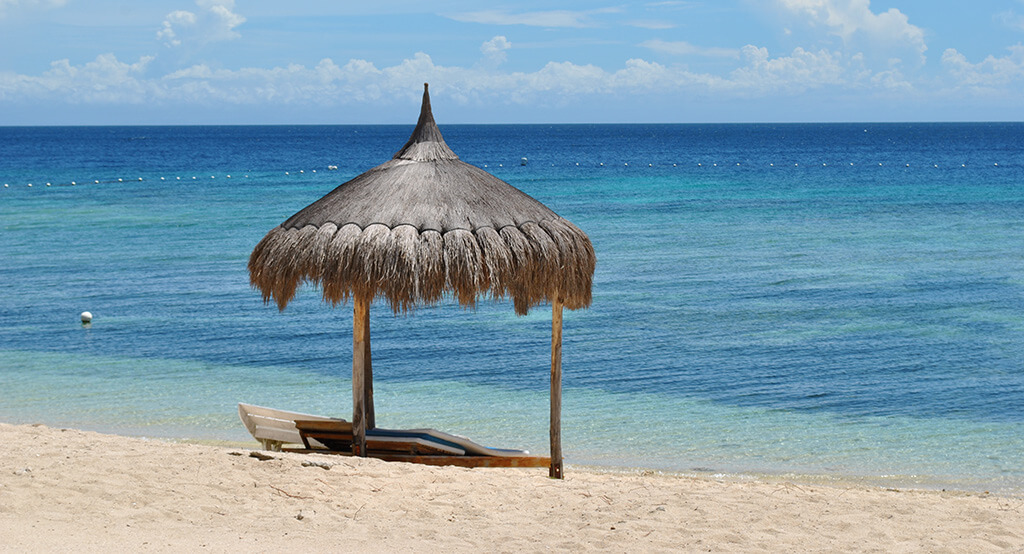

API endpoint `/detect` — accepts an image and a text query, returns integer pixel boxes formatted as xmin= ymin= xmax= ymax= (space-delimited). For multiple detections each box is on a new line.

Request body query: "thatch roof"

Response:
xmin=249 ymin=84 xmax=595 ymax=315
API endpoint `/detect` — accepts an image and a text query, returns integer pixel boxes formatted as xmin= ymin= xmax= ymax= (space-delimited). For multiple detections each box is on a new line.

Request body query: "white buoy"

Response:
xmin=80 ymin=311 xmax=93 ymax=324
xmin=95 ymin=180 xmax=100 ymax=183
xmin=118 ymin=178 xmax=123 ymax=182
xmin=27 ymin=183 xmax=32 ymax=187
xmin=160 ymin=177 xmax=165 ymax=180
xmin=227 ymin=175 xmax=231 ymax=178
xmin=285 ymin=172 xmax=290 ymax=175
xmin=138 ymin=177 xmax=143 ymax=181
xmin=299 ymin=170 xmax=304 ymax=174
xmin=46 ymin=182 xmax=51 ymax=186
xmin=521 ymin=157 xmax=528 ymax=166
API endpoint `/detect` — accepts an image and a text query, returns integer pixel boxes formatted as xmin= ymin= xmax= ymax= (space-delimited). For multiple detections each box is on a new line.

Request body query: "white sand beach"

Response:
xmin=1 ymin=422 xmax=1022 ymax=552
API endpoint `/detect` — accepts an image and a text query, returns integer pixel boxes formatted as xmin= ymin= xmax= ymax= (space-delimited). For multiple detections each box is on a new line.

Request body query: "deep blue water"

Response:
xmin=1 ymin=123 xmax=1022 ymax=493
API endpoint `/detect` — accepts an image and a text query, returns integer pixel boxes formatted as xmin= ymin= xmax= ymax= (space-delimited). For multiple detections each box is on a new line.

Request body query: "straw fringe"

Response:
xmin=249 ymin=218 xmax=595 ymax=315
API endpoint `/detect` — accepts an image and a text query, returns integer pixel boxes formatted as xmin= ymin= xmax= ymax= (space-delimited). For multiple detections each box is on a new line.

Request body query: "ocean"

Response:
xmin=1 ymin=123 xmax=1022 ymax=494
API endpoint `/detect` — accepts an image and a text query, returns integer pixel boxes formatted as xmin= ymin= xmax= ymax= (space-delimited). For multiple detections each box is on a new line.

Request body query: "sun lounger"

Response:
xmin=237 ymin=402 xmax=344 ymax=451
xmin=239 ymin=402 xmax=550 ymax=468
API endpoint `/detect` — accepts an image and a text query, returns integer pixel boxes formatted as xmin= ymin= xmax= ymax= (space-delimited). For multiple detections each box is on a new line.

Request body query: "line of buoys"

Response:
xmin=3 ymin=161 xmax=1012 ymax=192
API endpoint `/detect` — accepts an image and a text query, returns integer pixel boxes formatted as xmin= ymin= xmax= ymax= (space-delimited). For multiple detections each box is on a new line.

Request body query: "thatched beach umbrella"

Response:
xmin=248 ymin=84 xmax=594 ymax=478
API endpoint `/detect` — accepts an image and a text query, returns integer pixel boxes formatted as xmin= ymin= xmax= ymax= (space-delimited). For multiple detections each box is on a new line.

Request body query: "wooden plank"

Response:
xmin=550 ymin=299 xmax=564 ymax=479
xmin=282 ymin=449 xmax=552 ymax=469
xmin=352 ymin=295 xmax=368 ymax=456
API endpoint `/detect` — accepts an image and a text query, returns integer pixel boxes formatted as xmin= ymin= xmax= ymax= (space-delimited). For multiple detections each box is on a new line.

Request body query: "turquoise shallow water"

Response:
xmin=1 ymin=124 xmax=1022 ymax=494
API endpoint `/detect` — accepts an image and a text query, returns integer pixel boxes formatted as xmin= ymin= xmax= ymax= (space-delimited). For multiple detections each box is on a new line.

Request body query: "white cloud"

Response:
xmin=158 ymin=0 xmax=245 ymax=49
xmin=0 ymin=0 xmax=65 ymax=16
xmin=640 ymin=39 xmax=740 ymax=58
xmin=729 ymin=45 xmax=847 ymax=93
xmin=12 ymin=42 xmax=1024 ymax=116
xmin=997 ymin=9 xmax=1024 ymax=31
xmin=447 ymin=8 xmax=619 ymax=28
xmin=941 ymin=45 xmax=1024 ymax=89
xmin=627 ymin=20 xmax=676 ymax=30
xmin=0 ymin=54 xmax=153 ymax=103
xmin=480 ymin=36 xmax=512 ymax=66
xmin=778 ymin=0 xmax=926 ymax=61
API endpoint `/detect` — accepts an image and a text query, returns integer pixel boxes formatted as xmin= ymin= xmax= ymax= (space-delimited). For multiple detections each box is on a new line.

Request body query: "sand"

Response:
xmin=1 ymin=422 xmax=1022 ymax=553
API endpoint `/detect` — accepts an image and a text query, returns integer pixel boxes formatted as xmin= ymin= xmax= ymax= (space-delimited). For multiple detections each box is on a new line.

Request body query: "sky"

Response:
xmin=1 ymin=0 xmax=1023 ymax=124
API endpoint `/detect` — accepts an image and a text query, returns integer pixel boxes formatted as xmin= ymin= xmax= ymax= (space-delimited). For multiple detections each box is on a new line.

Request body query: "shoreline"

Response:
xmin=10 ymin=415 xmax=1018 ymax=499
xmin=3 ymin=422 xmax=1022 ymax=552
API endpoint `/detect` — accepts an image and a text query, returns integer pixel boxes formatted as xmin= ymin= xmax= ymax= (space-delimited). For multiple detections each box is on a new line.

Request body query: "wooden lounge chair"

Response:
xmin=238 ymin=402 xmax=551 ymax=468
xmin=237 ymin=402 xmax=343 ymax=451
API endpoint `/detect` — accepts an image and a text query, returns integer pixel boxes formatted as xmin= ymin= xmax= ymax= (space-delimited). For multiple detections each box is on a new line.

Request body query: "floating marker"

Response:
xmin=80 ymin=311 xmax=92 ymax=324
xmin=770 ymin=163 xmax=774 ymax=167
xmin=177 ymin=177 xmax=181 ymax=180
xmin=192 ymin=176 xmax=197 ymax=180
xmin=299 ymin=170 xmax=304 ymax=174
xmin=27 ymin=183 xmax=32 ymax=187
xmin=285 ymin=172 xmax=290 ymax=175
xmin=312 ymin=170 xmax=316 ymax=173
xmin=624 ymin=163 xmax=628 ymax=166
xmin=649 ymin=163 xmax=653 ymax=167
xmin=160 ymin=177 xmax=165 ymax=181
xmin=138 ymin=177 xmax=143 ymax=181
xmin=4 ymin=184 xmax=8 ymax=188
xmin=95 ymin=180 xmax=99 ymax=183
xmin=118 ymin=178 xmax=123 ymax=182
xmin=46 ymin=182 xmax=51 ymax=186
xmin=227 ymin=175 xmax=231 ymax=178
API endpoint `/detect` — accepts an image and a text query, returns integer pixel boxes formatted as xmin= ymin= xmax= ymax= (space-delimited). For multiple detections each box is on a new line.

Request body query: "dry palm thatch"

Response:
xmin=249 ymin=84 xmax=595 ymax=315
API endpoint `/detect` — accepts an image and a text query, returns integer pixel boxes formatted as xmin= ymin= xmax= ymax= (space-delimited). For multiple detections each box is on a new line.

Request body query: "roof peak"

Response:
xmin=393 ymin=83 xmax=459 ymax=162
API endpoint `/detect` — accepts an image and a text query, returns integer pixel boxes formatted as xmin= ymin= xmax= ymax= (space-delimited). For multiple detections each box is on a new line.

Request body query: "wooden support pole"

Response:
xmin=363 ymin=299 xmax=375 ymax=430
xmin=352 ymin=295 xmax=369 ymax=456
xmin=550 ymin=298 xmax=564 ymax=479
